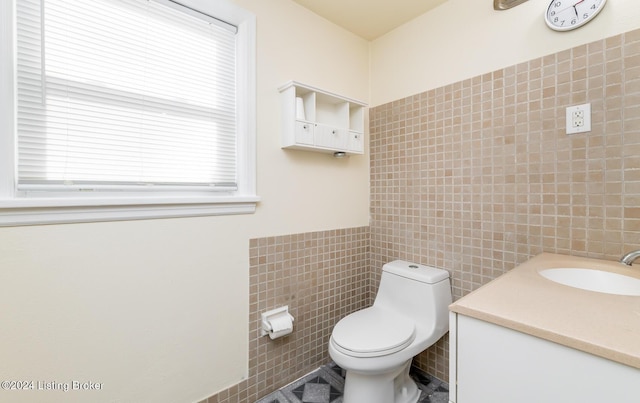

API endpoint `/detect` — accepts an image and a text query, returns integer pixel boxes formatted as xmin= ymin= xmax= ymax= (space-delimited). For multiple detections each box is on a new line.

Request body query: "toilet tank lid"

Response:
xmin=382 ymin=260 xmax=449 ymax=283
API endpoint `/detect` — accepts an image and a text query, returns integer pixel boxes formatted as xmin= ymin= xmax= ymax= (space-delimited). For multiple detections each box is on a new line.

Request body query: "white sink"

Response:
xmin=539 ymin=268 xmax=640 ymax=296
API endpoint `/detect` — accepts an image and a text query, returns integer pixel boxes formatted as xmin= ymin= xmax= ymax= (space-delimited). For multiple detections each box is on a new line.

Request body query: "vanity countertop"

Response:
xmin=449 ymin=253 xmax=640 ymax=369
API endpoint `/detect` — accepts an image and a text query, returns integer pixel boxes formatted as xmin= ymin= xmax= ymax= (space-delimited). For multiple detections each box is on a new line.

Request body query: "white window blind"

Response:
xmin=16 ymin=0 xmax=239 ymax=193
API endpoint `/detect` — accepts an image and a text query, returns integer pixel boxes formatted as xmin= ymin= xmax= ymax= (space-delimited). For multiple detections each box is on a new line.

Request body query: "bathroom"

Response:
xmin=0 ymin=0 xmax=639 ymax=402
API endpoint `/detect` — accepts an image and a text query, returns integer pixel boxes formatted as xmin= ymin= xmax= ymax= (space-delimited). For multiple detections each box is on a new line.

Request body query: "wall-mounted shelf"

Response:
xmin=279 ymin=81 xmax=367 ymax=155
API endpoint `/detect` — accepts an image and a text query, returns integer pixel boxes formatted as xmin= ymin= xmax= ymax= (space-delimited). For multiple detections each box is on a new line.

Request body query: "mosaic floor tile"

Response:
xmin=280 ymin=365 xmax=344 ymax=403
xmin=255 ymin=390 xmax=290 ymax=403
xmin=257 ymin=362 xmax=448 ymax=403
xmin=412 ymin=368 xmax=449 ymax=403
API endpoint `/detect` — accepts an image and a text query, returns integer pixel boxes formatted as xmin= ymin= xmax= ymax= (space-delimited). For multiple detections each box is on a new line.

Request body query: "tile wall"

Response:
xmin=370 ymin=28 xmax=640 ymax=381
xmin=202 ymin=28 xmax=640 ymax=402
xmin=201 ymin=227 xmax=370 ymax=403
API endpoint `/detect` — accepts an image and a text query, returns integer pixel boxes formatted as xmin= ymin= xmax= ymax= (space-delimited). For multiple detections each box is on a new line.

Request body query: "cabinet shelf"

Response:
xmin=279 ymin=81 xmax=367 ymax=155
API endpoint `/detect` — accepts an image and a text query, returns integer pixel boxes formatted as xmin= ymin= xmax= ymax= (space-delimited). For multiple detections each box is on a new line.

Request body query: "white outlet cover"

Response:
xmin=566 ymin=103 xmax=591 ymax=135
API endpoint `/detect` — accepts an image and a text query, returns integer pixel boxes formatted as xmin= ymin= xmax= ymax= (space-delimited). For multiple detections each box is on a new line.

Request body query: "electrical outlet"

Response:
xmin=566 ymin=103 xmax=591 ymax=135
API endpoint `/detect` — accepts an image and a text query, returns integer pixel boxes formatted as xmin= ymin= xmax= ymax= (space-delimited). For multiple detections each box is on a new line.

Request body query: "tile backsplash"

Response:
xmin=370 ymin=28 xmax=640 ymax=380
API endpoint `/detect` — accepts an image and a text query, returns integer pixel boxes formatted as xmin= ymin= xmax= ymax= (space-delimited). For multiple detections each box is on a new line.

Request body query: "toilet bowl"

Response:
xmin=329 ymin=260 xmax=452 ymax=403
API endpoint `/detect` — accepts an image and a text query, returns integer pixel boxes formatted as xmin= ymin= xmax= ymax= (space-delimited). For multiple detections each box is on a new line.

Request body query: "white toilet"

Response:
xmin=329 ymin=260 xmax=452 ymax=403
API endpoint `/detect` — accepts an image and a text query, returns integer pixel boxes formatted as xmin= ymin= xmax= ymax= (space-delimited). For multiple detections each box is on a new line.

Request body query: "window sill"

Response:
xmin=0 ymin=195 xmax=260 ymax=226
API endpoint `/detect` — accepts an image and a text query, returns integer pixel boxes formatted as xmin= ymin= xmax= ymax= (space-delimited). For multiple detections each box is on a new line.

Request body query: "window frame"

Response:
xmin=0 ymin=0 xmax=258 ymax=226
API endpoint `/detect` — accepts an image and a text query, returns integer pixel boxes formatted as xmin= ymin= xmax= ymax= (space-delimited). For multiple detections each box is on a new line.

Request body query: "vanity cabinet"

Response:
xmin=279 ymin=81 xmax=366 ymax=155
xmin=449 ymin=313 xmax=639 ymax=403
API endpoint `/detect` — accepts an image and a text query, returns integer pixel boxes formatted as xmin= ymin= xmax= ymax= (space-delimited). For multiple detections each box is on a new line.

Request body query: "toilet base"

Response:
xmin=342 ymin=359 xmax=420 ymax=403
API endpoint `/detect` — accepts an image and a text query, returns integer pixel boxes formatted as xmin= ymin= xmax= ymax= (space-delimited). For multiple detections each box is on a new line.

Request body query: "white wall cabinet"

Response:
xmin=279 ymin=81 xmax=366 ymax=155
xmin=449 ymin=313 xmax=640 ymax=403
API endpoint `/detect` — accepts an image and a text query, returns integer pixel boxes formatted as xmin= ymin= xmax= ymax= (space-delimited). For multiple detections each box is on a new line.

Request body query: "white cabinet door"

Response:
xmin=315 ymin=124 xmax=348 ymax=150
xmin=295 ymin=121 xmax=314 ymax=145
xmin=348 ymin=131 xmax=364 ymax=153
xmin=452 ymin=314 xmax=640 ymax=403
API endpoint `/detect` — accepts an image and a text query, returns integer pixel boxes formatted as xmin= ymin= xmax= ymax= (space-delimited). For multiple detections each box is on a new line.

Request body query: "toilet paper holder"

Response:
xmin=260 ymin=306 xmax=294 ymax=338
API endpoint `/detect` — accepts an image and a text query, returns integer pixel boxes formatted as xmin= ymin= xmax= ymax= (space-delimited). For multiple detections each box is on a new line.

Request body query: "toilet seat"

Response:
xmin=331 ymin=307 xmax=416 ymax=358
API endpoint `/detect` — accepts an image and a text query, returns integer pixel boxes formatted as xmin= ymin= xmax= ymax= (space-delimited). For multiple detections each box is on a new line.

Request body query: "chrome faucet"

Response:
xmin=620 ymin=250 xmax=640 ymax=266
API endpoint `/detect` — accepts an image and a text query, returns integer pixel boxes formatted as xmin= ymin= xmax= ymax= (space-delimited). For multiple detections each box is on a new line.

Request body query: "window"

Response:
xmin=0 ymin=0 xmax=257 ymax=226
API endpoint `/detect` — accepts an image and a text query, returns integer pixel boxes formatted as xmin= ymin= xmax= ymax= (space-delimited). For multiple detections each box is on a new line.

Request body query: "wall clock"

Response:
xmin=545 ymin=0 xmax=607 ymax=31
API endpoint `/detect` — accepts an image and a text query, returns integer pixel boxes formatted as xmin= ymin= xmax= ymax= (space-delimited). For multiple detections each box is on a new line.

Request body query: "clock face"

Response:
xmin=545 ymin=0 xmax=607 ymax=31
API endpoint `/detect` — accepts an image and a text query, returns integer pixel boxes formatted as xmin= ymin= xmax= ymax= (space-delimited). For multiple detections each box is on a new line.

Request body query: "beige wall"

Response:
xmin=0 ymin=1 xmax=370 ymax=402
xmin=5 ymin=0 xmax=640 ymax=402
xmin=235 ymin=0 xmax=370 ymax=238
xmin=371 ymin=0 xmax=640 ymax=106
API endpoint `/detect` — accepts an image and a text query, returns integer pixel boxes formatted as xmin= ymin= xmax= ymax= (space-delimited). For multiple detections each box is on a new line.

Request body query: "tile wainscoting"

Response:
xmin=370 ymin=28 xmax=640 ymax=381
xmin=200 ymin=227 xmax=370 ymax=402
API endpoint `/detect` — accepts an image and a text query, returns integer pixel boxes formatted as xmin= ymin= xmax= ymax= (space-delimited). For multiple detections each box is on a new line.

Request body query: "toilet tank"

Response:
xmin=373 ymin=260 xmax=452 ymax=332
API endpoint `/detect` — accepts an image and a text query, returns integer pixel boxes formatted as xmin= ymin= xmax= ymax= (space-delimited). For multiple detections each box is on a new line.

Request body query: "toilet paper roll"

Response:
xmin=268 ymin=314 xmax=293 ymax=340
xmin=296 ymin=97 xmax=306 ymax=120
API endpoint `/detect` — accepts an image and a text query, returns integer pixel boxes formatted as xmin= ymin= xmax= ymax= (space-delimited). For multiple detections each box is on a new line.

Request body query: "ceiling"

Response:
xmin=291 ymin=0 xmax=449 ymax=41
